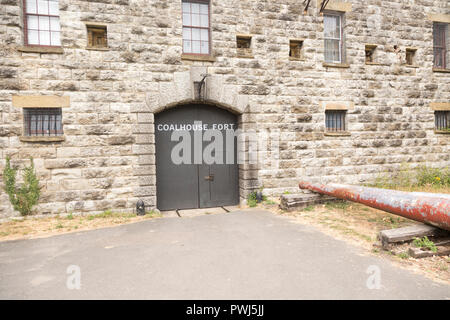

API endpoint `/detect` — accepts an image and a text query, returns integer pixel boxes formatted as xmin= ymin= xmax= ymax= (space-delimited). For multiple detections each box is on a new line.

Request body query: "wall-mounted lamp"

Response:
xmin=194 ymin=73 xmax=209 ymax=100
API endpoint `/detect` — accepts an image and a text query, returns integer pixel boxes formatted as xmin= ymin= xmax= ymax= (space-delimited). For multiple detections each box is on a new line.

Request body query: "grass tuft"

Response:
xmin=368 ymin=164 xmax=450 ymax=192
xmin=413 ymin=236 xmax=438 ymax=252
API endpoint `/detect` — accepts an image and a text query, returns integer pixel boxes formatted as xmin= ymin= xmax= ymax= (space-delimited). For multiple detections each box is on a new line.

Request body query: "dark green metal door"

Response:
xmin=155 ymin=104 xmax=239 ymax=211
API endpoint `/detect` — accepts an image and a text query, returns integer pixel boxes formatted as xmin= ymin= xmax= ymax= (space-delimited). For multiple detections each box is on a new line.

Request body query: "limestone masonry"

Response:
xmin=0 ymin=0 xmax=449 ymax=218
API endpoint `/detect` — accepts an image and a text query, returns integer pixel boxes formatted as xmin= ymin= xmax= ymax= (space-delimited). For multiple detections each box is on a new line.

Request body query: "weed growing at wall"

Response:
xmin=247 ymin=192 xmax=258 ymax=207
xmin=3 ymin=156 xmax=40 ymax=216
xmin=369 ymin=164 xmax=449 ymax=189
xmin=416 ymin=166 xmax=450 ymax=187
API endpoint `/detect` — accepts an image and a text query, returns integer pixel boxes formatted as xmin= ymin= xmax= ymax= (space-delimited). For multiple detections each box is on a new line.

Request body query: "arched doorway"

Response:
xmin=155 ymin=103 xmax=239 ymax=211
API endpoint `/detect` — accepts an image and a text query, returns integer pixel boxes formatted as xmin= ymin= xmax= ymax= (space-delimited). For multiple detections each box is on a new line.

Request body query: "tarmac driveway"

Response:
xmin=0 ymin=209 xmax=448 ymax=299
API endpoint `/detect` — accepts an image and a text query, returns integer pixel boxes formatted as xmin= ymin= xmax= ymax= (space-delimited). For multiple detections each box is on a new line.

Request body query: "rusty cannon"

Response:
xmin=298 ymin=181 xmax=450 ymax=231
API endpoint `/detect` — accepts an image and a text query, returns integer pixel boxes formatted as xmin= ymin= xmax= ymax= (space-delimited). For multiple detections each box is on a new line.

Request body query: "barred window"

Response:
xmin=324 ymin=13 xmax=344 ymax=63
xmin=326 ymin=110 xmax=346 ymax=132
xmin=24 ymin=108 xmax=63 ymax=136
xmin=24 ymin=0 xmax=61 ymax=46
xmin=182 ymin=0 xmax=210 ymax=55
xmin=435 ymin=111 xmax=449 ymax=131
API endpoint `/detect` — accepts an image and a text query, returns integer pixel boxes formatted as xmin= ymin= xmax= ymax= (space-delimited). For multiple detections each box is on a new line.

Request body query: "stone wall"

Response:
xmin=0 ymin=0 xmax=449 ymax=218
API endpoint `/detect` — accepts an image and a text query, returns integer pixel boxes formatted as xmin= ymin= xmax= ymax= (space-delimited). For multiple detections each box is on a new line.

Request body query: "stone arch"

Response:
xmin=152 ymin=98 xmax=245 ymax=116
xmin=134 ymin=68 xmax=253 ymax=210
xmin=144 ymin=68 xmax=249 ymax=115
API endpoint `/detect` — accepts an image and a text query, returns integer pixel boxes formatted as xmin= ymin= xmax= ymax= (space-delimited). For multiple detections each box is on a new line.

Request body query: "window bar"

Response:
xmin=333 ymin=111 xmax=337 ymax=131
xmin=39 ymin=113 xmax=43 ymax=135
xmin=330 ymin=112 xmax=333 ymax=132
xmin=333 ymin=112 xmax=336 ymax=132
xmin=51 ymin=113 xmax=55 ymax=135
xmin=435 ymin=111 xmax=447 ymax=130
xmin=27 ymin=113 xmax=31 ymax=136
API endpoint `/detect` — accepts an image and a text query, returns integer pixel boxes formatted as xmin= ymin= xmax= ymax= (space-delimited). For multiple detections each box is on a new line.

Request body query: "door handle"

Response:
xmin=204 ymin=174 xmax=214 ymax=181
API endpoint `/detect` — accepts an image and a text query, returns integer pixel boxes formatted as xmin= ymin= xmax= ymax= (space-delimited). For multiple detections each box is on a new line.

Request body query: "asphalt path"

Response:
xmin=0 ymin=210 xmax=448 ymax=299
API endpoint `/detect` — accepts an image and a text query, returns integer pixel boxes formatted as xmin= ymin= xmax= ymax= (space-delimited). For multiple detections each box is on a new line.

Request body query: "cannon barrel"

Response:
xmin=298 ymin=181 xmax=450 ymax=231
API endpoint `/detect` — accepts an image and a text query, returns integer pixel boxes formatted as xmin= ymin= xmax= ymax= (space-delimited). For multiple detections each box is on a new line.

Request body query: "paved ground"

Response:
xmin=0 ymin=209 xmax=448 ymax=299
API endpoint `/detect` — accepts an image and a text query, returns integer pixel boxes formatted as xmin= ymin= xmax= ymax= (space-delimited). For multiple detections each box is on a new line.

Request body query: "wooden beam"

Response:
xmin=279 ymin=193 xmax=337 ymax=211
xmin=408 ymin=244 xmax=450 ymax=258
xmin=378 ymin=224 xmax=449 ymax=248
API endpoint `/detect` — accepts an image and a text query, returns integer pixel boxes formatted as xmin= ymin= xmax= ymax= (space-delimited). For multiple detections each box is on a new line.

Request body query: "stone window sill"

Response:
xmin=86 ymin=47 xmax=109 ymax=51
xmin=18 ymin=46 xmax=64 ymax=54
xmin=432 ymin=68 xmax=450 ymax=73
xmin=404 ymin=64 xmax=419 ymax=68
xmin=324 ymin=131 xmax=351 ymax=137
xmin=236 ymin=54 xmax=254 ymax=59
xmin=365 ymin=62 xmax=390 ymax=66
xmin=434 ymin=130 xmax=450 ymax=134
xmin=181 ymin=54 xmax=216 ymax=62
xmin=20 ymin=136 xmax=65 ymax=142
xmin=289 ymin=57 xmax=305 ymax=61
xmin=323 ymin=62 xmax=350 ymax=68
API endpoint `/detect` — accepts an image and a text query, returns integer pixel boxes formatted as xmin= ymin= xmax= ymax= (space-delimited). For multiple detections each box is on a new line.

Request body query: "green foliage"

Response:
xmin=98 ymin=210 xmax=113 ymax=218
xmin=397 ymin=252 xmax=410 ymax=259
xmin=3 ymin=156 xmax=40 ymax=216
xmin=145 ymin=210 xmax=162 ymax=217
xmin=413 ymin=236 xmax=437 ymax=252
xmin=385 ymin=216 xmax=401 ymax=229
xmin=369 ymin=163 xmax=414 ymax=189
xmin=368 ymin=164 xmax=450 ymax=189
xmin=416 ymin=166 xmax=450 ymax=187
xmin=247 ymin=191 xmax=258 ymax=207
xmin=248 ymin=191 xmax=258 ymax=201
xmin=325 ymin=200 xmax=350 ymax=210
xmin=247 ymin=198 xmax=257 ymax=207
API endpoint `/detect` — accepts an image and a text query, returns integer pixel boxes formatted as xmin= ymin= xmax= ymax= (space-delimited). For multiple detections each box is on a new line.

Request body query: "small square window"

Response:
xmin=289 ymin=40 xmax=304 ymax=59
xmin=24 ymin=108 xmax=63 ymax=136
xmin=87 ymin=25 xmax=108 ymax=49
xmin=236 ymin=35 xmax=252 ymax=57
xmin=325 ymin=110 xmax=346 ymax=132
xmin=365 ymin=44 xmax=377 ymax=63
xmin=405 ymin=48 xmax=417 ymax=66
xmin=435 ymin=111 xmax=449 ymax=131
